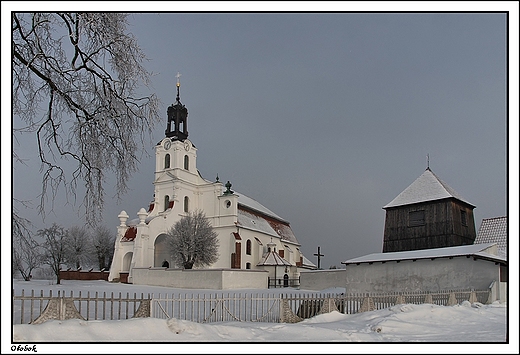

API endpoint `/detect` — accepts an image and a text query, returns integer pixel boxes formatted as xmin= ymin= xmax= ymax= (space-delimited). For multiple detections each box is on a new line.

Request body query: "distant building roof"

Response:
xmin=301 ymin=254 xmax=317 ymax=269
xmin=383 ymin=168 xmax=474 ymax=209
xmin=475 ymin=216 xmax=507 ymax=259
xmin=342 ymin=243 xmax=505 ymax=265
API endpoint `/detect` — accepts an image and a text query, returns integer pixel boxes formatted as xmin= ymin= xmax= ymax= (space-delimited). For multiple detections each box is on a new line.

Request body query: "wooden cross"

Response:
xmin=314 ymin=246 xmax=324 ymax=269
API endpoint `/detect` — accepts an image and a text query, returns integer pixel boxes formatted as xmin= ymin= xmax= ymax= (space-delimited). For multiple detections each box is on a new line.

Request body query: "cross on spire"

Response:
xmin=175 ymin=72 xmax=182 ymax=101
xmin=175 ymin=72 xmax=182 ymax=87
xmin=314 ymin=246 xmax=324 ymax=269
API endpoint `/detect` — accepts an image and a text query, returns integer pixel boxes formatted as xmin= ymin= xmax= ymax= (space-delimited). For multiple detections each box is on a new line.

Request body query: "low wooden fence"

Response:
xmin=282 ymin=289 xmax=491 ymax=319
xmin=12 ymin=289 xmax=150 ymax=325
xmin=13 ymin=288 xmax=490 ymax=325
xmin=151 ymin=293 xmax=281 ymax=323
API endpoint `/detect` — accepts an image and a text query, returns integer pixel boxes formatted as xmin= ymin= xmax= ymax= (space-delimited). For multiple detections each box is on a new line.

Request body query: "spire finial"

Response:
xmin=176 ymin=72 xmax=181 ymax=87
xmin=175 ymin=72 xmax=181 ymax=101
xmin=427 ymin=154 xmax=430 ymax=170
xmin=224 ymin=181 xmax=234 ymax=195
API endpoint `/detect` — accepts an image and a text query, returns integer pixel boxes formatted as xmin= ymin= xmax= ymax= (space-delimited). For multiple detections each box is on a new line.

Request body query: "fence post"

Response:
xmin=31 ymin=295 xmax=85 ymax=324
xmin=279 ymin=295 xmax=303 ymax=323
xmin=469 ymin=290 xmax=477 ymax=304
xmin=133 ymin=298 xmax=151 ymax=318
xmin=447 ymin=292 xmax=457 ymax=306
xmin=317 ymin=298 xmax=339 ymax=315
xmin=396 ymin=294 xmax=406 ymax=305
xmin=487 ymin=280 xmax=496 ymax=304
xmin=359 ymin=295 xmax=375 ymax=313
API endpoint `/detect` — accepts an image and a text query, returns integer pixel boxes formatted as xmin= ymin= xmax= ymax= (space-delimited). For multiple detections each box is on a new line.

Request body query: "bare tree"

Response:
xmin=13 ymin=212 xmax=42 ymax=281
xmin=12 ymin=13 xmax=159 ymax=225
xmin=64 ymin=226 xmax=91 ymax=269
xmin=38 ymin=223 xmax=67 ymax=284
xmin=91 ymin=225 xmax=116 ymax=270
xmin=166 ymin=210 xmax=219 ymax=269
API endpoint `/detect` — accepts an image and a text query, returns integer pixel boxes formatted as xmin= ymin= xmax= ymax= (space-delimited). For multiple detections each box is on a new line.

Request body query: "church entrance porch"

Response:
xmin=154 ymin=234 xmax=170 ymax=268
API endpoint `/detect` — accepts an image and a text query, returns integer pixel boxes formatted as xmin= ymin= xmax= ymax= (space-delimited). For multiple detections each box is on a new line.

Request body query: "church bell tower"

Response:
xmin=165 ymin=72 xmax=188 ymax=141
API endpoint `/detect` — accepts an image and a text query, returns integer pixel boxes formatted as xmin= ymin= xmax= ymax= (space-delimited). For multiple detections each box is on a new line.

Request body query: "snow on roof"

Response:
xmin=342 ymin=243 xmax=505 ymax=265
xmin=237 ymin=208 xmax=300 ymax=245
xmin=475 ymin=216 xmax=507 ymax=259
xmin=301 ymin=254 xmax=317 ymax=269
xmin=236 ymin=192 xmax=287 ymax=222
xmin=383 ymin=168 xmax=474 ymax=209
xmin=257 ymin=251 xmax=292 ymax=266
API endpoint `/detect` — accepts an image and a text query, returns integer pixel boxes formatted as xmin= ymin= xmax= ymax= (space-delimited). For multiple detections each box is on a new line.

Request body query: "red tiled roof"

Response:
xmin=121 ymin=226 xmax=137 ymax=241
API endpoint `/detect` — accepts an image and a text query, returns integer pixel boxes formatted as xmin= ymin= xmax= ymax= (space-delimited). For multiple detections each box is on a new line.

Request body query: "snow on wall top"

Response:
xmin=383 ymin=168 xmax=474 ymax=209
xmin=342 ymin=243 xmax=505 ymax=265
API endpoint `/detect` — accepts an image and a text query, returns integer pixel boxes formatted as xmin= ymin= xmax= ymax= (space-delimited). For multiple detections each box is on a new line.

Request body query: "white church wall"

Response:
xmin=299 ymin=269 xmax=346 ymax=291
xmin=131 ymin=268 xmax=268 ymax=289
xmin=344 ymin=257 xmax=501 ymax=294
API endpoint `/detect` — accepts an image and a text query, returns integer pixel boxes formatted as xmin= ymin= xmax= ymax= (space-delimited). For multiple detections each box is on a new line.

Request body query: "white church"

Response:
xmin=108 ymin=77 xmax=316 ymax=289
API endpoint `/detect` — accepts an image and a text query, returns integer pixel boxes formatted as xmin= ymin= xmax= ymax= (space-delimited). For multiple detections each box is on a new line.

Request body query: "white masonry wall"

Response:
xmin=131 ymin=268 xmax=268 ymax=290
xmin=344 ymin=256 xmax=501 ymax=294
xmin=299 ymin=269 xmax=347 ymax=291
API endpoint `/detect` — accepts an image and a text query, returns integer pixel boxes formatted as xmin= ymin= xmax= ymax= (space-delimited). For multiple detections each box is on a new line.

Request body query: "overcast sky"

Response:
xmin=5 ymin=5 xmax=518 ymax=268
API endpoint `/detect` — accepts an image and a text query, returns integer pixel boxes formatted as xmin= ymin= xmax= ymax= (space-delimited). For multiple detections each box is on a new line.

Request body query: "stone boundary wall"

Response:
xmin=131 ymin=267 xmax=269 ymax=289
xmin=299 ymin=269 xmax=346 ymax=291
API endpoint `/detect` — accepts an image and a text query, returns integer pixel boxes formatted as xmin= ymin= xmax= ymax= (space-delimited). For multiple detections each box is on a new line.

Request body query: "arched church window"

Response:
xmin=164 ymin=195 xmax=169 ymax=211
xmin=246 ymin=239 xmax=252 ymax=255
xmin=165 ymin=154 xmax=170 ymax=169
xmin=246 ymin=262 xmax=251 ymax=269
xmin=184 ymin=155 xmax=189 ymax=170
xmin=184 ymin=196 xmax=189 ymax=212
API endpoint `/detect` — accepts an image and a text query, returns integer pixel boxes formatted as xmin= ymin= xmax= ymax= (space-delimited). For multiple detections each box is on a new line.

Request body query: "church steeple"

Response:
xmin=165 ymin=72 xmax=188 ymax=141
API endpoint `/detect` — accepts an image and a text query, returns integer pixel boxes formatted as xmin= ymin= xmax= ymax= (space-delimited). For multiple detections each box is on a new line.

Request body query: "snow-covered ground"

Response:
xmin=6 ymin=280 xmax=516 ymax=354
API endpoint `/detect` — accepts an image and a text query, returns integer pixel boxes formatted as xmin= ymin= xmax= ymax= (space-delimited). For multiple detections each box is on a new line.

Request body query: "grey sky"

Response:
xmin=8 ymin=10 xmax=513 ymax=268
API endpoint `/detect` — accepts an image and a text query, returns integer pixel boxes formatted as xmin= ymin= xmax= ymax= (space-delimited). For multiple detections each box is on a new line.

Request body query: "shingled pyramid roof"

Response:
xmin=383 ymin=168 xmax=474 ymax=209
xmin=475 ymin=216 xmax=507 ymax=259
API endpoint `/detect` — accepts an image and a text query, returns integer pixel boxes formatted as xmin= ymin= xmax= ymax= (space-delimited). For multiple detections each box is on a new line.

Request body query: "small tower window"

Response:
xmin=461 ymin=210 xmax=467 ymax=226
xmin=409 ymin=210 xmax=425 ymax=227
xmin=184 ymin=155 xmax=189 ymax=170
xmin=164 ymin=195 xmax=170 ymax=211
xmin=246 ymin=240 xmax=252 ymax=255
xmin=246 ymin=262 xmax=251 ymax=269
xmin=164 ymin=154 xmax=170 ymax=169
xmin=184 ymin=196 xmax=189 ymax=212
